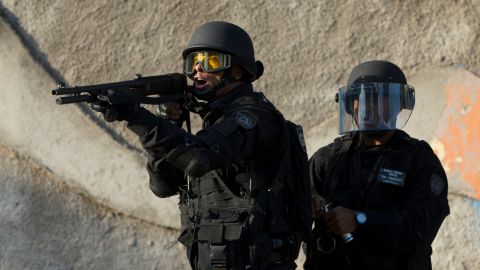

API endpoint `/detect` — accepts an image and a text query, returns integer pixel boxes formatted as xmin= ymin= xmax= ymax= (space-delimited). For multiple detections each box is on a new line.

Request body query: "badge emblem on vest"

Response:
xmin=236 ymin=111 xmax=257 ymax=129
xmin=378 ymin=168 xmax=406 ymax=187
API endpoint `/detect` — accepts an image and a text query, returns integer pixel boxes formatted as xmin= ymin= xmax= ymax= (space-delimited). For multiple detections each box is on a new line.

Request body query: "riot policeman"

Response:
xmin=93 ymin=21 xmax=311 ymax=270
xmin=305 ymin=60 xmax=450 ymax=270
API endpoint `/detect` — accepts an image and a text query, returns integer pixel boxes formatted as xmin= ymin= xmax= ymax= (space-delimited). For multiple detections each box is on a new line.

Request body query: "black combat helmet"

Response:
xmin=347 ymin=60 xmax=407 ymax=86
xmin=337 ymin=60 xmax=415 ymax=134
xmin=182 ymin=21 xmax=263 ymax=81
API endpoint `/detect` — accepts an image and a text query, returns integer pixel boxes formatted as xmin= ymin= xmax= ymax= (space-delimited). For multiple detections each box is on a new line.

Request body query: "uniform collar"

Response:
xmin=208 ymin=83 xmax=254 ymax=110
xmin=354 ymin=130 xmax=413 ymax=150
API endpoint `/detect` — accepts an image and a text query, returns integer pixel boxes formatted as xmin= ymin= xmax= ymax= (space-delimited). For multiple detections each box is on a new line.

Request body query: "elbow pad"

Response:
xmin=149 ymin=181 xmax=175 ymax=198
xmin=148 ymin=171 xmax=182 ymax=198
xmin=146 ymin=159 xmax=186 ymax=198
xmin=166 ymin=144 xmax=220 ymax=178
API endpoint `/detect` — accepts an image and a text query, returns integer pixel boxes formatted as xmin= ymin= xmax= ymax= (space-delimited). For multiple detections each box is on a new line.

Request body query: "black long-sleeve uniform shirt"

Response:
xmin=126 ymin=84 xmax=309 ymax=269
xmin=309 ymin=130 xmax=449 ymax=270
xmin=126 ymin=83 xmax=281 ymax=198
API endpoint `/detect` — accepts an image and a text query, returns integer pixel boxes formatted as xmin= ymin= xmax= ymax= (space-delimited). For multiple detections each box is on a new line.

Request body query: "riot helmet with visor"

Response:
xmin=337 ymin=60 xmax=415 ymax=134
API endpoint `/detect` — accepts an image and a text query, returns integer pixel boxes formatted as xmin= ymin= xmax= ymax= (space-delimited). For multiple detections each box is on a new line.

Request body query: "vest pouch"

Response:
xmin=235 ymin=171 xmax=268 ymax=199
xmin=177 ymin=227 xmax=195 ymax=246
xmin=178 ymin=203 xmax=195 ymax=246
xmin=179 ymin=202 xmax=194 ymax=226
xmin=178 ymin=230 xmax=198 ymax=270
xmin=199 ymin=208 xmax=246 ymax=223
xmin=198 ymin=171 xmax=253 ymax=209
xmin=197 ymin=223 xmax=251 ymax=269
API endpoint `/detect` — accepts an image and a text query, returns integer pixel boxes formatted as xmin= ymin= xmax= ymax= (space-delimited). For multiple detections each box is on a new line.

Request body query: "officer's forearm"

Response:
xmin=126 ymin=107 xmax=159 ymax=137
xmin=127 ymin=109 xmax=187 ymax=158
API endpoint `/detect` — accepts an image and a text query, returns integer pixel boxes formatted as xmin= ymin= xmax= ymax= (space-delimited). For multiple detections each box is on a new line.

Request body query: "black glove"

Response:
xmin=90 ymin=91 xmax=139 ymax=122
xmin=155 ymin=101 xmax=185 ymax=127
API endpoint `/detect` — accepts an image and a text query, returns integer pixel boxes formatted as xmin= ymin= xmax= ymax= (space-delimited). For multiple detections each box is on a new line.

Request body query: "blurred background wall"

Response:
xmin=0 ymin=0 xmax=479 ymax=269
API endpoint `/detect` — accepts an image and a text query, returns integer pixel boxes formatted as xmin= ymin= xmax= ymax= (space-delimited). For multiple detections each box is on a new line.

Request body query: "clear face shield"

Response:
xmin=337 ymin=82 xmax=415 ymax=134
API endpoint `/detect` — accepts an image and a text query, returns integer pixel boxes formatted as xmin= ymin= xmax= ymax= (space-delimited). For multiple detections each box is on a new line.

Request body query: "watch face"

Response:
xmin=356 ymin=212 xmax=367 ymax=224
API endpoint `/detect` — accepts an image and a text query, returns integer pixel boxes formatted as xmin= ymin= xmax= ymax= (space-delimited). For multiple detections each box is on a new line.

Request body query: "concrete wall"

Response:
xmin=0 ymin=144 xmax=189 ymax=270
xmin=0 ymin=0 xmax=479 ymax=269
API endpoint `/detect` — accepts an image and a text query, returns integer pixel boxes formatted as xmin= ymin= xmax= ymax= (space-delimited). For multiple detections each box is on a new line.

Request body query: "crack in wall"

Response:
xmin=0 ymin=3 xmax=173 ymax=230
xmin=0 ymin=140 xmax=175 ymax=231
xmin=0 ymin=3 xmax=145 ymax=156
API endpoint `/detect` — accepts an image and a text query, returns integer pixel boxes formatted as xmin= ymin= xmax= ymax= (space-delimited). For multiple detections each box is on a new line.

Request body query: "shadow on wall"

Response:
xmin=0 ymin=144 xmax=189 ymax=269
xmin=0 ymin=3 xmax=139 ymax=152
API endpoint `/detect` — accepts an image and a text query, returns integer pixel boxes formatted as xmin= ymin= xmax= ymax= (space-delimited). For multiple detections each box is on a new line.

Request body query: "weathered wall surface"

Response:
xmin=0 ymin=144 xmax=189 ymax=269
xmin=0 ymin=17 xmax=180 ymax=230
xmin=0 ymin=0 xmax=479 ymax=269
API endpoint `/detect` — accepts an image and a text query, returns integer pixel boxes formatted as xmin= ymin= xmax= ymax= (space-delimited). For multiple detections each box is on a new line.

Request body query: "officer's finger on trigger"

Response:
xmin=91 ymin=103 xmax=106 ymax=113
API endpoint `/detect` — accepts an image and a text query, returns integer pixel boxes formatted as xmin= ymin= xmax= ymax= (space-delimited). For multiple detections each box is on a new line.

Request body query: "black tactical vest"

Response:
xmin=177 ymin=94 xmax=300 ymax=270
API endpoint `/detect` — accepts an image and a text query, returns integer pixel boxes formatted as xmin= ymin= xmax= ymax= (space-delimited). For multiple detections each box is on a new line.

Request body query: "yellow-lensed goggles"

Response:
xmin=183 ymin=51 xmax=231 ymax=75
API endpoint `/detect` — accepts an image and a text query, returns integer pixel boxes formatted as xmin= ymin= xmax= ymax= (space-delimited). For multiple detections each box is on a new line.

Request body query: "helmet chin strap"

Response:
xmin=360 ymin=130 xmax=389 ymax=140
xmin=194 ymin=69 xmax=236 ymax=102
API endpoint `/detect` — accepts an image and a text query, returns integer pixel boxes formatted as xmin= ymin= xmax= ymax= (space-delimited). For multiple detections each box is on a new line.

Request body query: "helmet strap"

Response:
xmin=195 ymin=68 xmax=236 ymax=102
xmin=360 ymin=130 xmax=389 ymax=141
xmin=218 ymin=69 xmax=236 ymax=87
xmin=189 ymin=68 xmax=236 ymax=102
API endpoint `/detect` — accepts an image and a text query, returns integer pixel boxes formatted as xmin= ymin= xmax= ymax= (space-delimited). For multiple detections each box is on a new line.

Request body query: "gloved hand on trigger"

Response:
xmin=156 ymin=101 xmax=185 ymax=127
xmin=91 ymin=90 xmax=139 ymax=122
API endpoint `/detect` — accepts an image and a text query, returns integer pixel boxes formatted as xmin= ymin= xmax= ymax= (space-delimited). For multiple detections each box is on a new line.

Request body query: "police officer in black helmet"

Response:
xmin=93 ymin=21 xmax=310 ymax=270
xmin=305 ymin=60 xmax=450 ymax=270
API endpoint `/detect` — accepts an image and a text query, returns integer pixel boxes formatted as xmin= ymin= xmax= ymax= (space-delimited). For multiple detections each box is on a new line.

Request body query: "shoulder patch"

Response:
xmin=235 ymin=111 xmax=257 ymax=129
xmin=430 ymin=174 xmax=445 ymax=196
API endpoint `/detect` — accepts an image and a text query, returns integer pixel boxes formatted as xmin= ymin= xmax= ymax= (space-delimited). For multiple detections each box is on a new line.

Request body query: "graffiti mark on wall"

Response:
xmin=432 ymin=70 xmax=480 ymax=200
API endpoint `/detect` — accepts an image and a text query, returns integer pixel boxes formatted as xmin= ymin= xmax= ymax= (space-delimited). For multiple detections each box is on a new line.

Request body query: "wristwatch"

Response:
xmin=355 ymin=211 xmax=367 ymax=225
